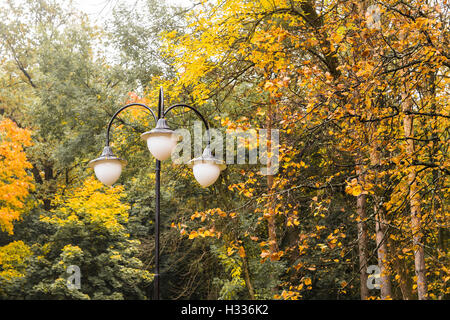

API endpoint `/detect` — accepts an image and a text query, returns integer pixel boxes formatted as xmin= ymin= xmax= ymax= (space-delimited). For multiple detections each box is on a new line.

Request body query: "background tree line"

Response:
xmin=0 ymin=0 xmax=448 ymax=300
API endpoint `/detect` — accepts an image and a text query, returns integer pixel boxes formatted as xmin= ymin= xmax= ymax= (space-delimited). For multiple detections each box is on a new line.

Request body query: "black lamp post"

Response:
xmin=88 ymin=88 xmax=225 ymax=300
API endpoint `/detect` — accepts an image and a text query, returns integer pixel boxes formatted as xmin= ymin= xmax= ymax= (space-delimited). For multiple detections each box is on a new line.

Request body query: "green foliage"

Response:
xmin=21 ymin=177 xmax=153 ymax=299
xmin=211 ymin=244 xmax=246 ymax=300
xmin=0 ymin=0 xmax=448 ymax=301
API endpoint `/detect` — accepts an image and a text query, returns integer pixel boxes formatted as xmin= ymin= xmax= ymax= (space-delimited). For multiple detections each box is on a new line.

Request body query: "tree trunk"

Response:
xmin=357 ymin=193 xmax=369 ymax=299
xmin=356 ymin=166 xmax=369 ymax=300
xmin=375 ymin=208 xmax=392 ymax=299
xmin=266 ymin=102 xmax=278 ymax=255
xmin=370 ymin=145 xmax=392 ymax=299
xmin=241 ymin=253 xmax=256 ymax=299
xmin=391 ymin=252 xmax=414 ymax=300
xmin=401 ymin=90 xmax=428 ymax=300
xmin=427 ymin=72 xmax=445 ymax=253
xmin=355 ymin=0 xmax=371 ymax=300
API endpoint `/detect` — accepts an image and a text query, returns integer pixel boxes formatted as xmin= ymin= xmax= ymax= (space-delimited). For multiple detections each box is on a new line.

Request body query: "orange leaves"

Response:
xmin=0 ymin=124 xmax=34 ymax=280
xmin=161 ymin=0 xmax=298 ymax=104
xmin=157 ymin=0 xmax=449 ymax=299
xmin=188 ymin=230 xmax=198 ymax=239
xmin=303 ymin=277 xmax=312 ymax=286
xmin=274 ymin=276 xmax=312 ymax=300
xmin=0 ymin=118 xmax=33 ymax=235
xmin=125 ymin=91 xmax=150 ymax=105
xmin=180 ymin=208 xmax=237 ymax=240
xmin=238 ymin=245 xmax=246 ymax=258
xmin=345 ymin=178 xmax=368 ymax=197
xmin=190 ymin=208 xmax=230 ymax=221
xmin=188 ymin=228 xmax=217 ymax=240
xmin=173 ymin=208 xmax=232 ymax=240
xmin=345 ymin=184 xmax=363 ymax=197
xmin=260 ymin=249 xmax=284 ymax=262
xmin=263 ymin=76 xmax=290 ymax=98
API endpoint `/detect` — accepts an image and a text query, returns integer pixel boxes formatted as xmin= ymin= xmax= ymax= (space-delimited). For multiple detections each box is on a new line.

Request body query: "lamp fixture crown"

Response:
xmin=187 ymin=146 xmax=226 ymax=171
xmin=88 ymin=146 xmax=127 ymax=168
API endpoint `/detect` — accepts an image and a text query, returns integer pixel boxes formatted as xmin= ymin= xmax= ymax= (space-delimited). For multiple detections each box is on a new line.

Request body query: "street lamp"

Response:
xmin=88 ymin=87 xmax=225 ymax=299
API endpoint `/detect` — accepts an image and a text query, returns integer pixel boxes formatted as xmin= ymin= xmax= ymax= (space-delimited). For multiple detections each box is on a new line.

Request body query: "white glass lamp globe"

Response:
xmin=141 ymin=118 xmax=180 ymax=161
xmin=188 ymin=147 xmax=226 ymax=188
xmin=145 ymin=133 xmax=178 ymax=161
xmin=88 ymin=146 xmax=127 ymax=186
xmin=192 ymin=162 xmax=221 ymax=187
xmin=93 ymin=160 xmax=124 ymax=186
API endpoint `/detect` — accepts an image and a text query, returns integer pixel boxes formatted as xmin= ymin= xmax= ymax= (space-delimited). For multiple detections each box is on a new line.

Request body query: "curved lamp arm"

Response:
xmin=163 ymin=103 xmax=211 ymax=147
xmin=90 ymin=90 xmax=225 ymax=189
xmin=106 ymin=103 xmax=157 ymax=146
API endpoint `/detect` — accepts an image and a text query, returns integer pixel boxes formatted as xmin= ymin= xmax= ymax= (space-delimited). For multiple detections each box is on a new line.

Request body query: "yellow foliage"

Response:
xmin=160 ymin=0 xmax=449 ymax=300
xmin=0 ymin=118 xmax=33 ymax=235
xmin=0 ymin=240 xmax=32 ymax=280
xmin=41 ymin=176 xmax=130 ymax=234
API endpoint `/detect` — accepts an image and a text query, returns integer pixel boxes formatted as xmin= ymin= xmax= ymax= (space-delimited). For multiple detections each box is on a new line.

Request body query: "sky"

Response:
xmin=72 ymin=0 xmax=193 ymax=20
xmin=0 ymin=0 xmax=194 ymax=20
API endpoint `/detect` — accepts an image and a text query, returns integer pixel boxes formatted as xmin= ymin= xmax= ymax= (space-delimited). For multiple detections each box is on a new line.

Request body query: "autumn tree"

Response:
xmin=0 ymin=118 xmax=33 ymax=234
xmin=0 ymin=0 xmax=447 ymax=300
xmin=160 ymin=0 xmax=449 ymax=300
xmin=18 ymin=177 xmax=152 ymax=299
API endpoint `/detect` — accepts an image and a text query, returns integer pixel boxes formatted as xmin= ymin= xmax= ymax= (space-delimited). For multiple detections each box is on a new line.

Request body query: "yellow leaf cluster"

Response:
xmin=0 ymin=240 xmax=32 ymax=280
xmin=0 ymin=118 xmax=33 ymax=235
xmin=41 ymin=176 xmax=130 ymax=235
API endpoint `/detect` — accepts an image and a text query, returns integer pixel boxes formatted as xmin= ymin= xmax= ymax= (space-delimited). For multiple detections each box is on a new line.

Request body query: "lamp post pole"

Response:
xmin=88 ymin=87 xmax=225 ymax=300
xmin=154 ymin=88 xmax=163 ymax=300
xmin=154 ymin=156 xmax=160 ymax=300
